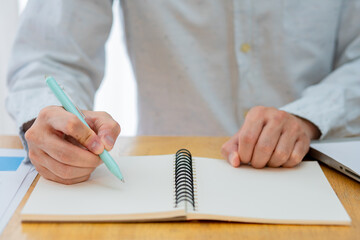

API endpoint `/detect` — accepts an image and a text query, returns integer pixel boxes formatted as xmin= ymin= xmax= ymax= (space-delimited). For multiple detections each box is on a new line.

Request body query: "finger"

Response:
xmin=34 ymin=162 xmax=91 ymax=185
xmin=251 ymin=121 xmax=283 ymax=168
xmin=267 ymin=131 xmax=297 ymax=167
xmin=42 ymin=134 xmax=102 ymax=168
xmin=237 ymin=110 xmax=266 ymax=164
xmin=40 ymin=108 xmax=104 ymax=154
xmin=64 ymin=135 xmax=87 ymax=149
xmin=84 ymin=111 xmax=121 ymax=151
xmin=29 ymin=149 xmax=92 ymax=185
xmin=221 ymin=135 xmax=241 ymax=167
xmin=282 ymin=136 xmax=310 ymax=168
xmin=36 ymin=150 xmax=96 ymax=180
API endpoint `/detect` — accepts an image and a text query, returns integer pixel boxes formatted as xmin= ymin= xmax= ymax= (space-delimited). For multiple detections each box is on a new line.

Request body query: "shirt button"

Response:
xmin=240 ymin=43 xmax=251 ymax=53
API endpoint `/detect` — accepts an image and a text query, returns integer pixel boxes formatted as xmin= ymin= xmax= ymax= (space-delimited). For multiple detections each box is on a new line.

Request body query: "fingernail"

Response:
xmin=229 ymin=152 xmax=236 ymax=166
xmin=91 ymin=140 xmax=101 ymax=153
xmin=104 ymin=135 xmax=115 ymax=147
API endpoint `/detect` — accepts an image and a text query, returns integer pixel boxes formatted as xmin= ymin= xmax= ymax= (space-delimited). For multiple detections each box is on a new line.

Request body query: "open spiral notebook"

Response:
xmin=21 ymin=149 xmax=350 ymax=225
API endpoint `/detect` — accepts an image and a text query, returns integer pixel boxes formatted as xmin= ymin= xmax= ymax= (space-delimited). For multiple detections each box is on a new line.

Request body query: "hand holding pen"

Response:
xmin=24 ymin=77 xmax=122 ymax=184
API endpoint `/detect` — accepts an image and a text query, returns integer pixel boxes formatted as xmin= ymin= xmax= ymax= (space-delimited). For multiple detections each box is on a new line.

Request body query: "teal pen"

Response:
xmin=45 ymin=76 xmax=124 ymax=182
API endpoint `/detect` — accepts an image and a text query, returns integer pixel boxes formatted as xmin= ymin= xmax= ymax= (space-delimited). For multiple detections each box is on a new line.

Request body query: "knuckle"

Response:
xmin=274 ymin=150 xmax=289 ymax=162
xmin=248 ymin=106 xmax=266 ymax=117
xmin=81 ymin=131 xmax=94 ymax=146
xmin=106 ymin=121 xmax=121 ymax=135
xmin=25 ymin=128 xmax=36 ymax=143
xmin=101 ymin=113 xmax=120 ymax=135
xmin=58 ymin=166 xmax=74 ymax=180
xmin=272 ymin=110 xmax=288 ymax=123
xmin=64 ymin=116 xmax=80 ymax=134
xmin=38 ymin=107 xmax=50 ymax=121
xmin=277 ymin=110 xmax=288 ymax=119
xmin=239 ymin=132 xmax=256 ymax=144
xmin=257 ymin=142 xmax=274 ymax=154
xmin=292 ymin=122 xmax=302 ymax=133
xmin=56 ymin=149 xmax=71 ymax=164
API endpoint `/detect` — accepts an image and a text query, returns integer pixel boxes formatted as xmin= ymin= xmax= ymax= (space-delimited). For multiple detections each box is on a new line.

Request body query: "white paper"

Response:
xmin=190 ymin=158 xmax=350 ymax=224
xmin=0 ymin=149 xmax=37 ymax=234
xmin=22 ymin=155 xmax=181 ymax=221
xmin=0 ymin=166 xmax=37 ymax=234
xmin=22 ymin=153 xmax=350 ymax=225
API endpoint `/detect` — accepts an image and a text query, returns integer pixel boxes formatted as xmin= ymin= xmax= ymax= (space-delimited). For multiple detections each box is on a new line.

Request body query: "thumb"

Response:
xmin=221 ymin=134 xmax=241 ymax=167
xmin=84 ymin=111 xmax=121 ymax=151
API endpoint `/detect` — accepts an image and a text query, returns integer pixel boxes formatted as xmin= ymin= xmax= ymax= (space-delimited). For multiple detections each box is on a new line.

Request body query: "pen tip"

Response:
xmin=109 ymin=165 xmax=124 ymax=182
xmin=114 ymin=172 xmax=124 ymax=183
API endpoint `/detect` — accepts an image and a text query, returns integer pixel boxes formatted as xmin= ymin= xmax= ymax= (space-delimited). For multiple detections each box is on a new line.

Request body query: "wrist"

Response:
xmin=297 ymin=117 xmax=321 ymax=140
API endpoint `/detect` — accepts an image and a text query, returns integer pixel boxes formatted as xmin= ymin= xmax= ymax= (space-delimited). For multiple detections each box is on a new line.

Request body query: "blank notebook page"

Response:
xmin=189 ymin=158 xmax=350 ymax=224
xmin=22 ymin=155 xmax=182 ymax=221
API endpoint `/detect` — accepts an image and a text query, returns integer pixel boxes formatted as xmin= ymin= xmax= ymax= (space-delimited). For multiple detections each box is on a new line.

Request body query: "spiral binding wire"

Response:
xmin=174 ymin=149 xmax=196 ymax=210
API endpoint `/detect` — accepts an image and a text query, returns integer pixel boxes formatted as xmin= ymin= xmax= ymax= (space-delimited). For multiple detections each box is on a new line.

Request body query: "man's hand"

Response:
xmin=25 ymin=106 xmax=121 ymax=184
xmin=221 ymin=106 xmax=320 ymax=168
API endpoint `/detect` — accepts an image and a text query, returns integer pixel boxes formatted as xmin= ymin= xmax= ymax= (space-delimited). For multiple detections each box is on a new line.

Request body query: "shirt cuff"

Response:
xmin=19 ymin=122 xmax=31 ymax=163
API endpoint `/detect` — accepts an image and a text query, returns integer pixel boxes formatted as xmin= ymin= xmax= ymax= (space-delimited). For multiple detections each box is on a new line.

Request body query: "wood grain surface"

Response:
xmin=1 ymin=135 xmax=359 ymax=240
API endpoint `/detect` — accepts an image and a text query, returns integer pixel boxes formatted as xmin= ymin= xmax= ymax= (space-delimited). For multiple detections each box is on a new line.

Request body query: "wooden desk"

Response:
xmin=1 ymin=135 xmax=359 ymax=240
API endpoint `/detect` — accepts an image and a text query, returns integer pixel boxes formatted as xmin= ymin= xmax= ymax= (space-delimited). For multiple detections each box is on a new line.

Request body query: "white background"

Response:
xmin=0 ymin=0 xmax=137 ymax=136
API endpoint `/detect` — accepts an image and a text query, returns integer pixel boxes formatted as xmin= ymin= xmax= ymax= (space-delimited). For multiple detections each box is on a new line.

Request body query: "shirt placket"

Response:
xmin=233 ymin=0 xmax=253 ymax=121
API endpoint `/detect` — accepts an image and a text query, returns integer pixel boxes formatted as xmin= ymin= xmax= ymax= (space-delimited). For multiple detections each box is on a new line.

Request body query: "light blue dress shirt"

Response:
xmin=6 ymin=0 xmax=360 ymax=141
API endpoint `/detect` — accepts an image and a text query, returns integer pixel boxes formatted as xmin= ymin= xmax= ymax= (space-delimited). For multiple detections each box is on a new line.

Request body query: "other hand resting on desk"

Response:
xmin=24 ymin=106 xmax=121 ymax=185
xmin=221 ymin=106 xmax=321 ymax=168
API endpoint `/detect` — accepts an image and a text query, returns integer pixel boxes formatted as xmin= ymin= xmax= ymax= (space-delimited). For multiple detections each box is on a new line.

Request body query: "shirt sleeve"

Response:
xmin=280 ymin=1 xmax=360 ymax=139
xmin=6 ymin=0 xmax=113 ymax=132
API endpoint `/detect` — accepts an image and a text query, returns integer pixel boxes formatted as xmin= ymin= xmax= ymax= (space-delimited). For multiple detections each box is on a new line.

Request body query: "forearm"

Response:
xmin=6 ymin=0 xmax=113 ymax=139
xmin=280 ymin=58 xmax=360 ymax=139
